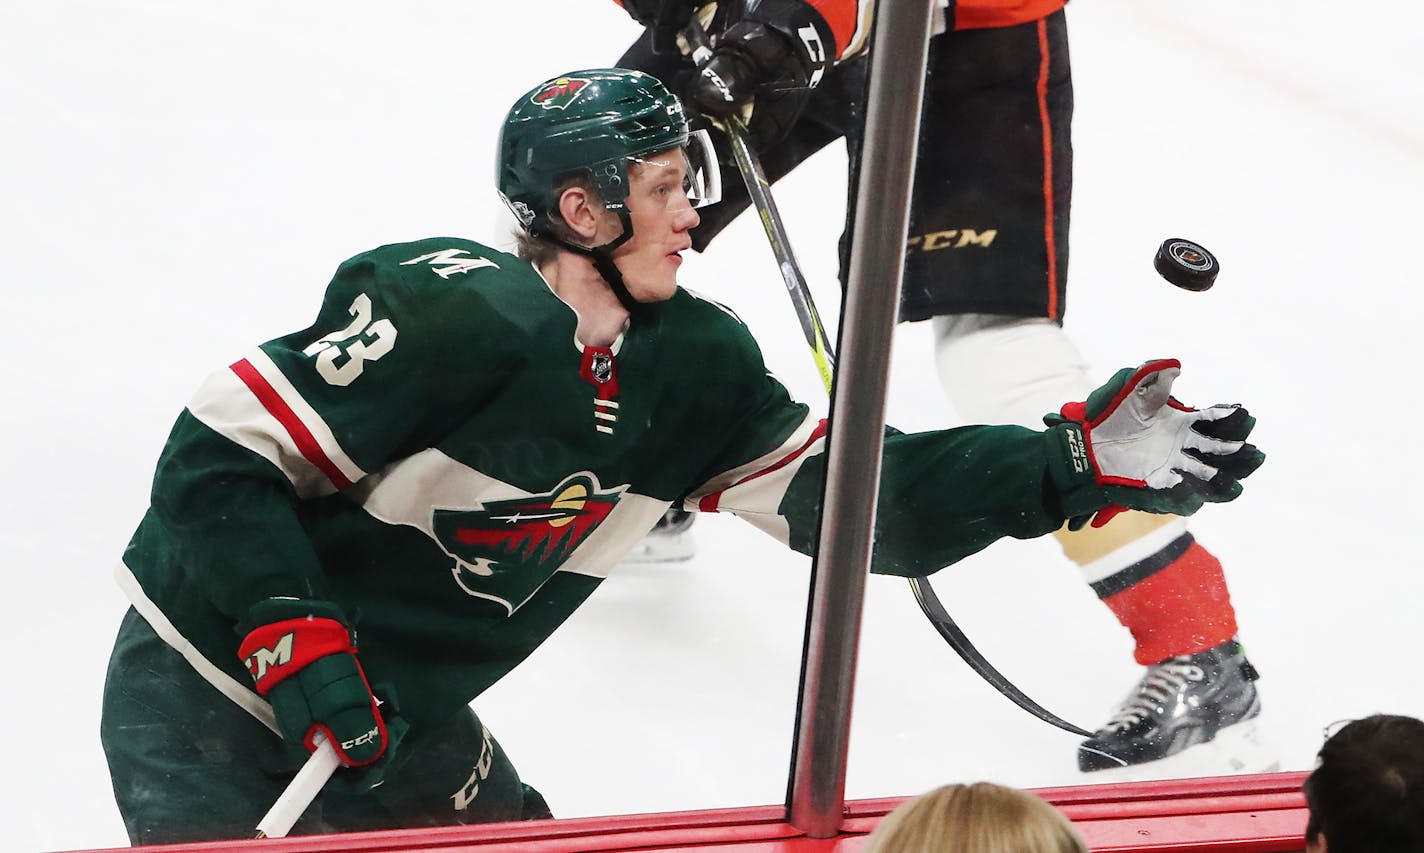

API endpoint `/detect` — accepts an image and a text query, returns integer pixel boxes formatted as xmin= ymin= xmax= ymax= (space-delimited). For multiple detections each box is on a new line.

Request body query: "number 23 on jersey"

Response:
xmin=302 ymin=293 xmax=397 ymax=387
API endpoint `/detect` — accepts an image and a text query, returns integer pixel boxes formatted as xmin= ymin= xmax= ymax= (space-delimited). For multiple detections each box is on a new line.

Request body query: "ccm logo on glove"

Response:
xmin=1064 ymin=425 xmax=1089 ymax=474
xmin=343 ymin=727 xmax=381 ymax=751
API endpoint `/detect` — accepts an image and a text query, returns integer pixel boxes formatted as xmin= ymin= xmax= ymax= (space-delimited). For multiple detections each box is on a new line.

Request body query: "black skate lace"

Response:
xmin=1104 ymin=658 xmax=1206 ymax=731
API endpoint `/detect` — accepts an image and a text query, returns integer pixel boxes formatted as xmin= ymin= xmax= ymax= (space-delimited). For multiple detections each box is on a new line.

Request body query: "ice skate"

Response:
xmin=621 ymin=507 xmax=697 ymax=564
xmin=1078 ymin=639 xmax=1277 ymax=781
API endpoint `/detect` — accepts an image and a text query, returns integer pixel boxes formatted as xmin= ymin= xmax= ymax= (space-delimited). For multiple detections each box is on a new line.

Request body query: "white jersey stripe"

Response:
xmin=346 ymin=450 xmax=668 ymax=610
xmin=242 ymin=348 xmax=366 ymax=486
xmin=686 ymin=412 xmax=826 ymax=546
xmin=188 ymin=362 xmax=339 ymax=499
xmin=186 ymin=349 xmax=366 ymax=498
xmin=844 ymin=0 xmax=875 ymax=59
xmin=114 ymin=560 xmax=278 ymax=733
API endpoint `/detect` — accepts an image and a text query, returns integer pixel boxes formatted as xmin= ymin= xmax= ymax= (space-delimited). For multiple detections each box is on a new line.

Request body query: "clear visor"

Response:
xmin=624 ymin=128 xmax=722 ymax=211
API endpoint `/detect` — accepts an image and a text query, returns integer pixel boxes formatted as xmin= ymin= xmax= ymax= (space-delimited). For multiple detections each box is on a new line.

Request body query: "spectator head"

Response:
xmin=1303 ymin=714 xmax=1424 ymax=852
xmin=863 ymin=781 xmax=1087 ymax=853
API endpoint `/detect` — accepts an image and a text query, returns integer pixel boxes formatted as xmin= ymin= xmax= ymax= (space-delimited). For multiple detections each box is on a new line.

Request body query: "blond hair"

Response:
xmin=862 ymin=782 xmax=1088 ymax=853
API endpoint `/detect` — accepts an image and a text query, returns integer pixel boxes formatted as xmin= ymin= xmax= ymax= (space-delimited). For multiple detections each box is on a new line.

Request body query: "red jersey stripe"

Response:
xmin=699 ymin=419 xmax=829 ymax=512
xmin=230 ymin=358 xmax=356 ymax=491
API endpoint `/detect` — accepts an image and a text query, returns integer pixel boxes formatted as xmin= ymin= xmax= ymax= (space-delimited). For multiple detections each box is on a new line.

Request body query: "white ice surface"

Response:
xmin=4 ymin=3 xmax=1422 ymax=850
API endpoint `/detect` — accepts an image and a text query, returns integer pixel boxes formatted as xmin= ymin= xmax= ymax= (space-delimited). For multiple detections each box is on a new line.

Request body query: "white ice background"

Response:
xmin=3 ymin=2 xmax=1421 ymax=850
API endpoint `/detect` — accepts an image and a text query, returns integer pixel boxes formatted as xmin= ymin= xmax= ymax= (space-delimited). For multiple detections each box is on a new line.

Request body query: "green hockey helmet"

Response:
xmin=497 ymin=68 xmax=720 ymax=234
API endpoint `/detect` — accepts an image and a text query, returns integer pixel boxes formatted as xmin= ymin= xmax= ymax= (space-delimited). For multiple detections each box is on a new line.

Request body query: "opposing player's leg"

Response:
xmin=911 ymin=10 xmax=1269 ymax=777
xmin=933 ymin=317 xmax=1271 ymax=776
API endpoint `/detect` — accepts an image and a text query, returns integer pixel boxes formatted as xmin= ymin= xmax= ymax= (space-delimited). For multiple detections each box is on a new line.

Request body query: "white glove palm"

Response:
xmin=1046 ymin=359 xmax=1265 ymax=529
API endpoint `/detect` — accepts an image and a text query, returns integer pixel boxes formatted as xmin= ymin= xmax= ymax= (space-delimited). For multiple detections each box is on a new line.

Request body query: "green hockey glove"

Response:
xmin=238 ymin=598 xmax=406 ymax=771
xmin=1043 ymin=359 xmax=1265 ymax=530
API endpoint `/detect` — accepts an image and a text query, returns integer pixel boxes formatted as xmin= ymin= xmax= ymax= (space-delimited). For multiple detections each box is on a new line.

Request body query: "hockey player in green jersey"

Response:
xmin=100 ymin=67 xmax=1264 ymax=844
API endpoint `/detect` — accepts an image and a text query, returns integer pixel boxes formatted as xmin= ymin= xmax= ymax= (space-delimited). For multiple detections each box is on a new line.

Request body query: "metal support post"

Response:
xmin=786 ymin=0 xmax=938 ymax=838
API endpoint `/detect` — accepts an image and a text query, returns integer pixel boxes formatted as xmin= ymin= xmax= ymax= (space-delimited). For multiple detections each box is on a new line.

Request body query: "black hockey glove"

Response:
xmin=239 ymin=598 xmax=409 ymax=788
xmin=686 ymin=0 xmax=834 ymax=146
xmin=1043 ymin=359 xmax=1265 ymax=530
xmin=618 ymin=0 xmax=701 ymax=54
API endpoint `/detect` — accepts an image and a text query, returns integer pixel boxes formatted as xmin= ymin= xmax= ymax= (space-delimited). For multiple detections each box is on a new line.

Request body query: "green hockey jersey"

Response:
xmin=116 ymin=237 xmax=1099 ymax=732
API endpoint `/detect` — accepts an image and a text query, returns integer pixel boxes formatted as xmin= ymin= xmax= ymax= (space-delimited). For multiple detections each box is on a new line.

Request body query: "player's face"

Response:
xmin=609 ymin=147 xmax=701 ymax=302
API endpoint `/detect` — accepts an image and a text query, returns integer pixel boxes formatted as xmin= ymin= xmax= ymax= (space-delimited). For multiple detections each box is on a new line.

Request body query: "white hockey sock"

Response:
xmin=931 ymin=314 xmax=1096 ymax=428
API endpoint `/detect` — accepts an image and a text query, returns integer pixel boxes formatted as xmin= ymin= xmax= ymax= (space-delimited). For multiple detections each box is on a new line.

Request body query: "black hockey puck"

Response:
xmin=1154 ymin=238 xmax=1218 ymax=291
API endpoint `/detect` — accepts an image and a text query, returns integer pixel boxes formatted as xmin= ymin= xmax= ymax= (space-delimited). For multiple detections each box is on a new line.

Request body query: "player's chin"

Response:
xmin=630 ymin=275 xmax=680 ymax=303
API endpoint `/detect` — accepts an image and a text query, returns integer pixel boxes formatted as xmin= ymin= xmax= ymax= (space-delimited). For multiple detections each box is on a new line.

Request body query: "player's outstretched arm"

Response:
xmin=765 ymin=361 xmax=1262 ymax=578
xmin=1043 ymin=358 xmax=1265 ymax=531
xmin=680 ymin=313 xmax=1262 ymax=577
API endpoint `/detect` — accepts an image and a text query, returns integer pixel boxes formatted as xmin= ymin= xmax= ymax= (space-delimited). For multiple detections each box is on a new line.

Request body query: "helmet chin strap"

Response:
xmin=538 ymin=210 xmax=645 ymax=316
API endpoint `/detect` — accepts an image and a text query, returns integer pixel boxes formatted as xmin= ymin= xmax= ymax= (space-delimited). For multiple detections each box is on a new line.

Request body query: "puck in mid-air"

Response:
xmin=1154 ymin=238 xmax=1218 ymax=291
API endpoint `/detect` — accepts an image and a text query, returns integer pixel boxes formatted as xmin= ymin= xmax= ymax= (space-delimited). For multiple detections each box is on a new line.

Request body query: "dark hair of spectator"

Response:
xmin=1303 ymin=714 xmax=1424 ymax=851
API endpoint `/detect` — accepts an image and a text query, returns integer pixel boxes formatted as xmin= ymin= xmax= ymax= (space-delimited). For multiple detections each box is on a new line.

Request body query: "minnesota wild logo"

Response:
xmin=530 ymin=77 xmax=590 ymax=110
xmin=433 ymin=473 xmax=622 ymax=612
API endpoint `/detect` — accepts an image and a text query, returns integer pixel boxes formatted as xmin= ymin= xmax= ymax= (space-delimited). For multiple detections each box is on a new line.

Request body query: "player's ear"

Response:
xmin=558 ymin=185 xmax=602 ymax=241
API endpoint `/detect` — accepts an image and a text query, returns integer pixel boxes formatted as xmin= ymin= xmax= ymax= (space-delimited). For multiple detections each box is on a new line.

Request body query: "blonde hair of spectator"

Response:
xmin=862 ymin=781 xmax=1088 ymax=853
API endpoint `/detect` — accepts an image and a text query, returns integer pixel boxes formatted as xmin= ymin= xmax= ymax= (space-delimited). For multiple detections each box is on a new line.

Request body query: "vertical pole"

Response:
xmin=786 ymin=0 xmax=938 ymax=838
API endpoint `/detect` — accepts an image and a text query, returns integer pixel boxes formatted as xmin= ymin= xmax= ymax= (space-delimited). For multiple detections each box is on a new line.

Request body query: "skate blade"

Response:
xmin=619 ymin=534 xmax=697 ymax=565
xmin=1077 ymin=719 xmax=1280 ymax=784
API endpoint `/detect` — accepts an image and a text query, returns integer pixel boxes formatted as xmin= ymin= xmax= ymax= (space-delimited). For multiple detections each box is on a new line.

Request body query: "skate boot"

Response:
xmin=621 ymin=507 xmax=697 ymax=563
xmin=1079 ymin=638 xmax=1272 ymax=778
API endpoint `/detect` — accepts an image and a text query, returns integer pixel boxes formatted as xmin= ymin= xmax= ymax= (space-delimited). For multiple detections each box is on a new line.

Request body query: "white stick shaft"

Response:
xmin=255 ymin=734 xmax=341 ymax=839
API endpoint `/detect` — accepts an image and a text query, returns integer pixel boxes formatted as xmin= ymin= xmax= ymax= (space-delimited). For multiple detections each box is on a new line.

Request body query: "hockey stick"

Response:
xmin=253 ymin=733 xmax=340 ymax=839
xmin=683 ymin=18 xmax=1092 ymax=739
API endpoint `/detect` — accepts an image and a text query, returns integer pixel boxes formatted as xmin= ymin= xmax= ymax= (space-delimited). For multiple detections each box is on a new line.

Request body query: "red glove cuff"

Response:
xmin=238 ymin=617 xmax=355 ymax=696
